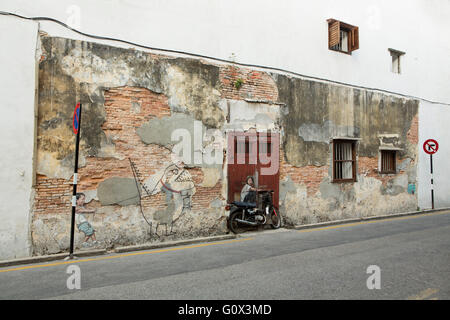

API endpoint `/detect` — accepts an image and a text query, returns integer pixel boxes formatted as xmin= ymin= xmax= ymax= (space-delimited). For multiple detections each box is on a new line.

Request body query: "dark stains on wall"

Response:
xmin=274 ymin=74 xmax=419 ymax=166
xmin=32 ymin=34 xmax=423 ymax=252
xmin=165 ymin=58 xmax=224 ymax=129
xmin=38 ymin=38 xmax=78 ymax=161
xmin=169 ymin=58 xmax=220 ymax=89
xmin=38 ymin=35 xmax=418 ymax=183
xmin=38 ymin=37 xmax=225 ymax=178
xmin=356 ymin=91 xmax=418 ymax=158
xmin=37 ymin=36 xmax=226 ymax=178
xmin=275 ymin=74 xmax=330 ymax=166
xmin=39 ymin=37 xmax=109 ymax=156
xmin=89 ymin=41 xmax=167 ymax=94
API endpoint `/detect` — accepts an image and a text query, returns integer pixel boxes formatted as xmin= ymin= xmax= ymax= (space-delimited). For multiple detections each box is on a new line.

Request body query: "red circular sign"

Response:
xmin=73 ymin=103 xmax=80 ymax=134
xmin=423 ymin=139 xmax=438 ymax=155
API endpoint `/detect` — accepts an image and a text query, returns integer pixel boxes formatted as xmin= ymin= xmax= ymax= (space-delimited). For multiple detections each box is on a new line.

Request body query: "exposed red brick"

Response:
xmin=219 ymin=65 xmax=278 ymax=102
xmin=35 ymin=86 xmax=223 ymax=215
xmin=279 ymin=149 xmax=328 ymax=197
xmin=407 ymin=114 xmax=419 ymax=145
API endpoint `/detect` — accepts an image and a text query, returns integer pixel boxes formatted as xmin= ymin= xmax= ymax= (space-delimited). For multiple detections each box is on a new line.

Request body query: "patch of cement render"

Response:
xmin=97 ymin=177 xmax=140 ymax=206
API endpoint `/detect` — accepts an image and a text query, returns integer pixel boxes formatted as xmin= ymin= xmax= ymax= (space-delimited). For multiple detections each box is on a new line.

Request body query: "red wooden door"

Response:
xmin=227 ymin=132 xmax=279 ymax=208
xmin=257 ymin=132 xmax=280 ymax=207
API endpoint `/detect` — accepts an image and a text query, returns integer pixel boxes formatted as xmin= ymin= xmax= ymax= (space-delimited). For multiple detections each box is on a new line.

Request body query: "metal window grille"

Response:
xmin=333 ymin=141 xmax=355 ymax=181
xmin=381 ymin=150 xmax=396 ymax=173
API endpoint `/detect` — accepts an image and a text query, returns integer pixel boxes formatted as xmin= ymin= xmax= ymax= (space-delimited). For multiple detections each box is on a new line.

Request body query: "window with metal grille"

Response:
xmin=380 ymin=150 xmax=396 ymax=174
xmin=327 ymin=19 xmax=359 ymax=54
xmin=333 ymin=140 xmax=356 ymax=182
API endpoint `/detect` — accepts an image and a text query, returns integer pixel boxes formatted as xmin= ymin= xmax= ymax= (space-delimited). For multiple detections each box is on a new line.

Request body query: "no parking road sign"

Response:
xmin=73 ymin=103 xmax=81 ymax=134
xmin=423 ymin=139 xmax=439 ymax=155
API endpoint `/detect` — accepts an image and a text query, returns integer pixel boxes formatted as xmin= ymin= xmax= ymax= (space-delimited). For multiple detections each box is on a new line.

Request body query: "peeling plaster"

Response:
xmin=32 ymin=35 xmax=422 ymax=253
xmin=276 ymin=74 xmax=419 ymax=166
xmin=164 ymin=59 xmax=224 ymax=128
xmin=137 ymin=113 xmax=196 ymax=148
xmin=279 ymin=175 xmax=297 ymax=202
xmin=136 ymin=113 xmax=223 ymax=169
xmin=219 ymin=99 xmax=281 ymax=131
xmin=83 ymin=189 xmax=98 ymax=204
xmin=298 ymin=120 xmax=360 ymax=143
xmin=210 ymin=198 xmax=223 ymax=208
xmin=37 ymin=37 xmax=227 ymax=180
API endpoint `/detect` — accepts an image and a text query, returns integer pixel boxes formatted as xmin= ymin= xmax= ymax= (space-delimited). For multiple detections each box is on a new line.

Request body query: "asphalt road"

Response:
xmin=1 ymin=211 xmax=449 ymax=300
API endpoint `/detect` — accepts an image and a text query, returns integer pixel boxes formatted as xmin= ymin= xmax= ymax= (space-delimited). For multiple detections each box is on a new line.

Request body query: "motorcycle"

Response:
xmin=226 ymin=189 xmax=281 ymax=234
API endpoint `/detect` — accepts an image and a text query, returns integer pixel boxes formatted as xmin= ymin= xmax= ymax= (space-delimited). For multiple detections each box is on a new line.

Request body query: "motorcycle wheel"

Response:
xmin=270 ymin=207 xmax=281 ymax=229
xmin=229 ymin=210 xmax=249 ymax=234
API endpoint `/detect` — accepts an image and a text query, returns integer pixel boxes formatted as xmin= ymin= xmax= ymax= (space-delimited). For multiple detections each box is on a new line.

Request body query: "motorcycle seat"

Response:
xmin=232 ymin=201 xmax=257 ymax=208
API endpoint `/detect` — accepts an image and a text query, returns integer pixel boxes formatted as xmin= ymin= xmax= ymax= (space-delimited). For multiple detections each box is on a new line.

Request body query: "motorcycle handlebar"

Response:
xmin=255 ymin=189 xmax=274 ymax=193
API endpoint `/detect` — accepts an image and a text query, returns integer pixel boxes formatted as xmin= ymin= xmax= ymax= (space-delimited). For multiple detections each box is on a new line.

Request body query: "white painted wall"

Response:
xmin=1 ymin=0 xmax=449 ymax=104
xmin=418 ymin=101 xmax=450 ymax=210
xmin=0 ymin=16 xmax=38 ymax=259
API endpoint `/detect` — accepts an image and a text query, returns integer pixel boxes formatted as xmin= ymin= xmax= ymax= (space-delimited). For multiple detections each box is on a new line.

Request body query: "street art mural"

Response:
xmin=130 ymin=158 xmax=196 ymax=237
xmin=31 ymin=35 xmax=419 ymax=256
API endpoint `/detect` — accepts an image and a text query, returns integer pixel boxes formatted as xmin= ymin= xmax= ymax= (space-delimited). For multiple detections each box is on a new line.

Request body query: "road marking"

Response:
xmin=407 ymin=288 xmax=439 ymax=300
xmin=298 ymin=211 xmax=450 ymax=233
xmin=0 ymin=238 xmax=253 ymax=274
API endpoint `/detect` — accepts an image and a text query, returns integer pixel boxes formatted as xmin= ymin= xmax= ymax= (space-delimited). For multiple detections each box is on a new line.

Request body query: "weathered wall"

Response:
xmin=33 ymin=36 xmax=229 ymax=255
xmin=0 ymin=16 xmax=38 ymax=260
xmin=32 ymin=36 xmax=419 ymax=255
xmin=275 ymin=74 xmax=419 ymax=225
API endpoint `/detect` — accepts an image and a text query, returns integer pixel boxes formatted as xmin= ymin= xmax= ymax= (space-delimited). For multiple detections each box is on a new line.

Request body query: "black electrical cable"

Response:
xmin=1 ymin=9 xmax=448 ymax=106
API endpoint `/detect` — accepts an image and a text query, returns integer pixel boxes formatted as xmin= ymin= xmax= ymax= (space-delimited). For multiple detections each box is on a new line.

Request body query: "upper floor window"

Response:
xmin=388 ymin=48 xmax=405 ymax=74
xmin=327 ymin=19 xmax=359 ymax=54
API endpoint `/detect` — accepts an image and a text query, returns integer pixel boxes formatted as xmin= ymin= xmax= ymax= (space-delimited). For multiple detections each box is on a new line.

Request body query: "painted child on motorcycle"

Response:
xmin=228 ymin=176 xmax=281 ymax=233
xmin=241 ymin=176 xmax=257 ymax=203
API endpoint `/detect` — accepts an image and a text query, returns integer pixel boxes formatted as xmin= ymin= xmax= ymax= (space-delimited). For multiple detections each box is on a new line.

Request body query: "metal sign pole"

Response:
xmin=430 ymin=153 xmax=434 ymax=210
xmin=423 ymin=139 xmax=438 ymax=211
xmin=69 ymin=103 xmax=82 ymax=259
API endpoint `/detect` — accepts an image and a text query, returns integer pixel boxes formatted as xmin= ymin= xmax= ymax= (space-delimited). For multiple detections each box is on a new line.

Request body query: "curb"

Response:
xmin=0 ymin=234 xmax=238 ymax=268
xmin=114 ymin=234 xmax=237 ymax=253
xmin=0 ymin=249 xmax=107 ymax=268
xmin=291 ymin=207 xmax=450 ymax=231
